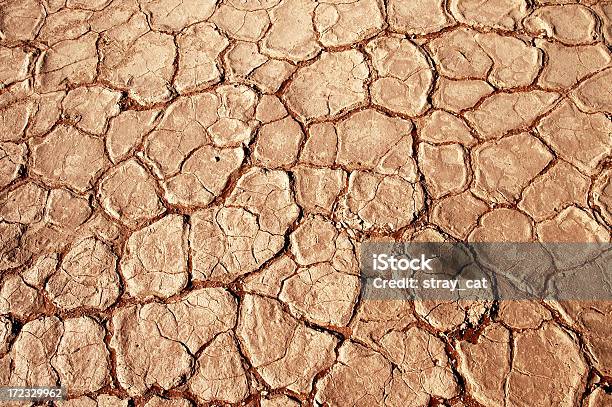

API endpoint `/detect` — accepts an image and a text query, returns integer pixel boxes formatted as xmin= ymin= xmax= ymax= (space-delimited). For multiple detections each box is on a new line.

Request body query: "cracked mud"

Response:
xmin=0 ymin=0 xmax=611 ymax=406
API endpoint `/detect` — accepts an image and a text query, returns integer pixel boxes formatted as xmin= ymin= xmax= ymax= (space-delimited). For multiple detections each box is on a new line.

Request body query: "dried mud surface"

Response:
xmin=0 ymin=0 xmax=611 ymax=406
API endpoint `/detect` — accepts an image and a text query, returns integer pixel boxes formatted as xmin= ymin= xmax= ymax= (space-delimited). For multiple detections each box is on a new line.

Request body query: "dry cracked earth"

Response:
xmin=0 ymin=0 xmax=611 ymax=406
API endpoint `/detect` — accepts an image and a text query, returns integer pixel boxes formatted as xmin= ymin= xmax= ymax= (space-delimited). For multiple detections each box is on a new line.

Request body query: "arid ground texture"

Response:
xmin=0 ymin=0 xmax=611 ymax=406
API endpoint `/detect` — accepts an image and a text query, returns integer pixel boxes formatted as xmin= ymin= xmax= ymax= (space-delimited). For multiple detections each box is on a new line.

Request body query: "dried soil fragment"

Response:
xmin=498 ymin=301 xmax=551 ymax=329
xmin=62 ymin=86 xmax=122 ymax=135
xmin=111 ymin=288 xmax=236 ymax=395
xmin=0 ymin=142 xmax=26 ymax=190
xmin=67 ymin=0 xmax=112 ymax=10
xmin=427 ymin=28 xmax=493 ymax=80
xmin=555 ymin=301 xmax=612 ymax=377
xmin=46 ymin=237 xmax=120 ymax=311
xmin=190 ymin=206 xmax=285 ymax=283
xmin=37 ymin=9 xmax=92 ymax=44
xmin=237 ymin=295 xmax=337 ymax=393
xmin=280 ymin=262 xmax=360 ymax=326
xmin=98 ymin=159 xmax=165 ymax=229
xmin=449 ymin=0 xmax=529 ymax=30
xmin=0 ymin=273 xmax=44 ymax=319
xmin=120 ymin=215 xmax=188 ymax=300
xmin=469 ymin=208 xmax=533 ymax=242
xmin=593 ymin=169 xmax=612 ymax=226
xmin=255 ymin=95 xmax=288 ymax=124
xmin=343 ymin=171 xmax=425 ymax=231
xmin=464 ymin=90 xmax=559 ymax=139
xmin=188 ymin=332 xmax=249 ymax=403
xmin=349 ymin=299 xmax=416 ymax=348
xmin=536 ymin=206 xmax=609 ymax=242
xmin=106 ymin=110 xmax=159 ymax=164
xmin=0 ymin=182 xmax=48 ymax=224
xmin=315 ymin=342 xmax=391 ymax=406
xmin=211 ymin=5 xmax=270 ymax=42
xmin=388 ymin=0 xmax=453 ymax=34
xmin=418 ymin=142 xmax=469 ymax=198
xmin=21 ymin=253 xmax=58 ymax=288
xmin=525 ymin=5 xmax=598 ymax=44
xmin=300 ymin=122 xmax=338 ymax=166
xmin=7 ymin=317 xmax=62 ymax=387
xmin=519 ymin=161 xmax=590 ymax=221
xmin=472 ymin=132 xmax=553 ymax=204
xmin=0 ymin=47 xmax=31 ymax=87
xmin=145 ymin=94 xmax=218 ymax=176
xmin=0 ymin=316 xmax=10 ymax=355
xmin=57 ymin=394 xmax=129 ymax=407
xmin=537 ymin=42 xmax=611 ymax=89
xmin=584 ymin=388 xmax=612 ymax=407
xmin=35 ymin=33 xmax=98 ymax=92
xmin=210 ymin=85 xmax=259 ymax=146
xmin=253 ymin=117 xmax=304 ymax=168
xmin=243 ymin=255 xmax=297 ymax=297
xmin=163 ymin=145 xmax=244 ymax=207
xmin=432 ymin=192 xmax=489 ymax=240
xmin=538 ymin=99 xmax=612 ymax=175
xmin=190 ymin=169 xmax=297 ymax=282
xmin=475 ymin=33 xmax=541 ymax=88
xmin=457 ymin=324 xmax=511 ymax=407
xmin=51 ymin=317 xmax=111 ymax=395
xmin=144 ymin=397 xmax=191 ymax=407
xmin=262 ymin=0 xmax=320 ymax=62
xmin=144 ymin=396 xmax=191 ymax=407
xmin=0 ymin=0 xmax=45 ymax=42
xmin=509 ymin=322 xmax=588 ymax=406
xmin=595 ymin=3 xmax=612 ymax=45
xmin=284 ymin=50 xmax=369 ymax=121
xmin=0 ymin=222 xmax=26 ymax=271
xmin=336 ymin=109 xmax=416 ymax=177
xmin=432 ymin=78 xmax=494 ymax=113
xmin=261 ymin=396 xmax=300 ymax=407
xmin=414 ymin=300 xmax=488 ymax=332
xmin=164 ymin=288 xmax=238 ymax=352
xmin=175 ymin=23 xmax=229 ymax=94
xmin=30 ymin=125 xmax=110 ymax=193
xmin=141 ymin=0 xmax=216 ymax=32
xmin=570 ymin=67 xmax=612 ymax=113
xmin=418 ymin=110 xmax=476 ymax=145
xmin=314 ymin=0 xmax=384 ymax=47
xmin=366 ymin=37 xmax=433 ymax=116
xmin=290 ymin=216 xmax=338 ymax=265
xmin=100 ymin=17 xmax=175 ymax=105
xmin=226 ymin=167 xmax=299 ymax=235
xmin=111 ymin=305 xmax=193 ymax=396
xmin=380 ymin=327 xmax=459 ymax=403
xmin=293 ymin=166 xmax=346 ymax=214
